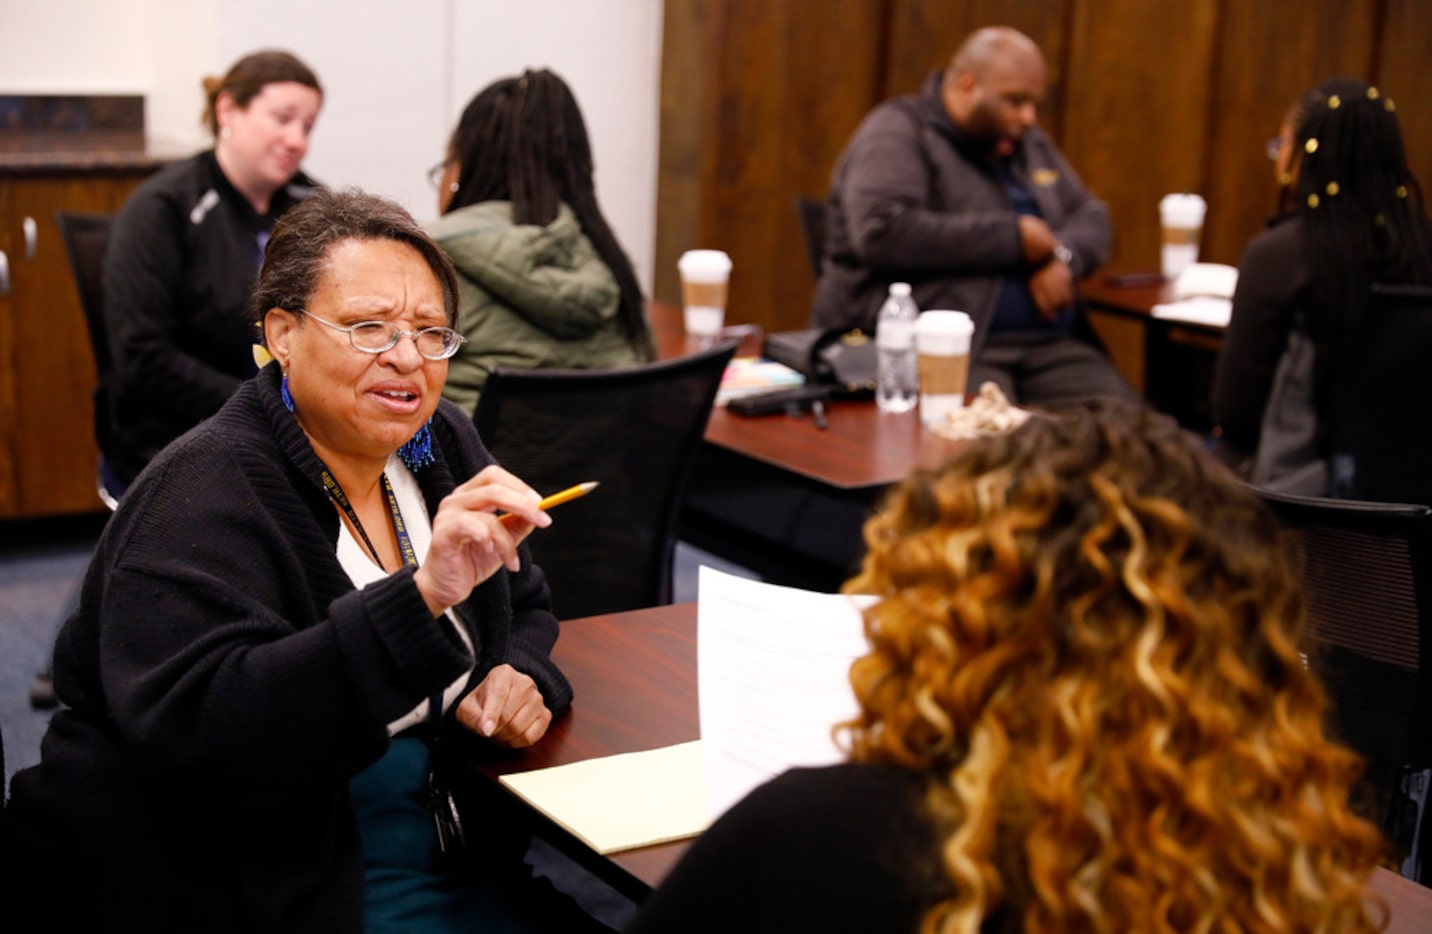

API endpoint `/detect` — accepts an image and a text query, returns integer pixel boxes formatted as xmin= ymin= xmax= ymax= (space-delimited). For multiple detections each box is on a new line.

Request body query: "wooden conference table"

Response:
xmin=1083 ymin=271 xmax=1225 ymax=431
xmin=650 ymin=272 xmax=1227 ymax=587
xmin=649 ymin=301 xmax=964 ymax=590
xmin=474 ymin=603 xmax=1432 ymax=929
xmin=649 ymin=301 xmax=961 ymax=488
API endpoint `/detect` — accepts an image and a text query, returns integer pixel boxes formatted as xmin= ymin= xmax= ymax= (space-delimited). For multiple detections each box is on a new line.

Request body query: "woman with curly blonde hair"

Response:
xmin=627 ymin=400 xmax=1385 ymax=933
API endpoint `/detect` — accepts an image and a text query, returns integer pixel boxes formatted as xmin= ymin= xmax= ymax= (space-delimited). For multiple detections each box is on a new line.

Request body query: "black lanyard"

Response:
xmin=324 ymin=467 xmax=448 ymax=733
xmin=324 ymin=468 xmax=465 ymax=855
xmin=321 ymin=470 xmax=418 ymax=571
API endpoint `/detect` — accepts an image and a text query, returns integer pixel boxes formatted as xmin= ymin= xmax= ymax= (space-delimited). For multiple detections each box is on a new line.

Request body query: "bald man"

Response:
xmin=812 ymin=26 xmax=1132 ymax=406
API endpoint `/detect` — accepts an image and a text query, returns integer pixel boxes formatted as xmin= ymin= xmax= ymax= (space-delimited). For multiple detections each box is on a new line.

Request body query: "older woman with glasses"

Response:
xmin=4 ymin=189 xmax=610 ymax=932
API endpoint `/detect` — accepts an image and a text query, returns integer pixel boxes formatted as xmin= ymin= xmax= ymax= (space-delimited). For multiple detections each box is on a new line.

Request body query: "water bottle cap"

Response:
xmin=889 ymin=282 xmax=911 ymax=297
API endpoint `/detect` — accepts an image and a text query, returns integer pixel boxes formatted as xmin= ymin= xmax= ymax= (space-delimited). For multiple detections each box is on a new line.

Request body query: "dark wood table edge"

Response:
xmin=473 ymin=603 xmax=1432 ymax=928
xmin=483 ymin=775 xmax=669 ymax=903
xmin=1082 ymin=271 xmax=1226 ymax=336
xmin=702 ymin=405 xmax=888 ymax=492
xmin=471 ymin=604 xmax=699 ymax=900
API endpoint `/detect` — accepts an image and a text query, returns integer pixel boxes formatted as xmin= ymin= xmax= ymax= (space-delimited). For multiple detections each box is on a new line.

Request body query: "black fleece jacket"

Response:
xmin=102 ymin=150 xmax=318 ymax=483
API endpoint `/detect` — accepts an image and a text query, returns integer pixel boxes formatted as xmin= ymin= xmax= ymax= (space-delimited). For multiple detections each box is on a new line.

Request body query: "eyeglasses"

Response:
xmin=297 ymin=309 xmax=466 ymax=360
xmin=1266 ymin=134 xmax=1291 ymax=162
xmin=427 ymin=161 xmax=458 ymax=193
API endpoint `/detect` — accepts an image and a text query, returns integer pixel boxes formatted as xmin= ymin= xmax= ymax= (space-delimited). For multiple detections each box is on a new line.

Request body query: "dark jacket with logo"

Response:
xmin=102 ymin=149 xmax=318 ymax=483
xmin=812 ymin=70 xmax=1111 ymax=352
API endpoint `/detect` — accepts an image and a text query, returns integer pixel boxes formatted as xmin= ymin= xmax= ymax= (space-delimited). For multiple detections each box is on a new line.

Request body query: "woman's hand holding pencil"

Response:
xmin=498 ymin=481 xmax=599 ymax=527
xmin=415 ymin=470 xmax=597 ymax=616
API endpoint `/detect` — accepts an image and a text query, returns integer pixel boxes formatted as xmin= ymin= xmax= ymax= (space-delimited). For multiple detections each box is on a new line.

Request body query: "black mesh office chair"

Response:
xmin=1257 ymin=487 xmax=1432 ymax=883
xmin=472 ymin=341 xmax=737 ymax=620
xmin=1331 ymin=283 xmax=1432 ymax=506
xmin=54 ymin=211 xmax=119 ymax=510
xmin=794 ymin=196 xmax=827 ymax=277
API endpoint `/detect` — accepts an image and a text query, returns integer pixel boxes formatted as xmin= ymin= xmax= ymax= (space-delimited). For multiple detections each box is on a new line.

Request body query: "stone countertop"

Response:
xmin=0 ymin=131 xmax=189 ymax=172
xmin=0 ymin=94 xmax=185 ymax=172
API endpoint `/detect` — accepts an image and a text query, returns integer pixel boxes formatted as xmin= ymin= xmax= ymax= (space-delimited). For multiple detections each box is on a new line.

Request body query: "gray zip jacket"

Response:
xmin=812 ymin=70 xmax=1111 ymax=354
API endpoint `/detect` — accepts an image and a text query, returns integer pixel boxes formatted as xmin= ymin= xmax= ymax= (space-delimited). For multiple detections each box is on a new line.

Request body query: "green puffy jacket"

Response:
xmin=428 ymin=200 xmax=655 ymax=413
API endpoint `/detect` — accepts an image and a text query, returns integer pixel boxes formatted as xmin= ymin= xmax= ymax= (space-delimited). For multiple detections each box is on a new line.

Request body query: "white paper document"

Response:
xmin=697 ymin=566 xmax=873 ymax=821
xmin=1151 ymin=296 xmax=1232 ymax=328
xmin=1171 ymin=261 xmax=1238 ymax=300
xmin=499 ymin=740 xmax=710 ymax=854
xmin=497 ymin=568 xmax=873 ymax=854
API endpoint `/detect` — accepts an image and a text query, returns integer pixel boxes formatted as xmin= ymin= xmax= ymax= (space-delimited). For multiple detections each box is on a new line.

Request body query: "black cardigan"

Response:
xmin=5 ymin=365 xmax=570 ymax=931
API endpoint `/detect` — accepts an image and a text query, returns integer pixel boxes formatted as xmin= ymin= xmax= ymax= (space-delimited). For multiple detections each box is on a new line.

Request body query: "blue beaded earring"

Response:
xmin=397 ymin=419 xmax=435 ymax=471
xmin=280 ymin=372 xmax=295 ymax=413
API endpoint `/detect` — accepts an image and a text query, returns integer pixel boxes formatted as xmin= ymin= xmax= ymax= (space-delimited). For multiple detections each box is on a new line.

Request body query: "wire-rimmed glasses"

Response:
xmin=1266 ymin=134 xmax=1291 ymax=162
xmin=297 ymin=308 xmax=466 ymax=360
xmin=427 ymin=161 xmax=459 ymax=195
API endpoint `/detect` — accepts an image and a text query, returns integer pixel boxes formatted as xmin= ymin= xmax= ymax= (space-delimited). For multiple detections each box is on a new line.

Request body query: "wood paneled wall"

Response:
xmin=655 ymin=0 xmax=1432 ymax=335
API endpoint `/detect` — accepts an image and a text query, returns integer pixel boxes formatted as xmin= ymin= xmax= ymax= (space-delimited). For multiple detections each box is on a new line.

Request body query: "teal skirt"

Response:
xmin=351 ymin=737 xmax=536 ymax=933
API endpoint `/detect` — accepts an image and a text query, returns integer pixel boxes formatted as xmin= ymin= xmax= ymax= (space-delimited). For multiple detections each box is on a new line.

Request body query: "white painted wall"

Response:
xmin=0 ymin=1 xmax=153 ymax=93
xmin=446 ymin=2 xmax=665 ymax=289
xmin=0 ymin=0 xmax=664 ymax=290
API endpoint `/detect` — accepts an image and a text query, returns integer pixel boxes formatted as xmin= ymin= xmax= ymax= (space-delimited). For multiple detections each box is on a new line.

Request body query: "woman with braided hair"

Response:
xmin=628 ymin=400 xmax=1384 ymax=932
xmin=1213 ymin=77 xmax=1432 ymax=496
xmin=427 ymin=68 xmax=656 ymax=413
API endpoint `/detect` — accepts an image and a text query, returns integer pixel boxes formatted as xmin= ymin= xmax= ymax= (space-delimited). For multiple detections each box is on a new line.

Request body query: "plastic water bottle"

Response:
xmin=876 ymin=282 xmax=919 ymax=413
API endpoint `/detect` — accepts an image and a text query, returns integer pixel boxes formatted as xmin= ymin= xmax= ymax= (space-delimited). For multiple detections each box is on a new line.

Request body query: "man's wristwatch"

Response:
xmin=1053 ymin=241 xmax=1075 ymax=270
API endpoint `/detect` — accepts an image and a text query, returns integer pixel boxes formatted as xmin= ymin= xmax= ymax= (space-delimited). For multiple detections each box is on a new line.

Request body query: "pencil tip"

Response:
xmin=580 ymin=481 xmax=600 ymax=491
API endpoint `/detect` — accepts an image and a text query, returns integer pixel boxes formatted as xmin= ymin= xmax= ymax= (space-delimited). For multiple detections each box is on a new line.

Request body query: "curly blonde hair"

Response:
xmin=842 ymin=401 xmax=1385 ymax=932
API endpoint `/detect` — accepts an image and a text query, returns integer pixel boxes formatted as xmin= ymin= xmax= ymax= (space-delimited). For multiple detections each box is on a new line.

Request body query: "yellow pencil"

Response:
xmin=499 ymin=481 xmax=599 ymax=527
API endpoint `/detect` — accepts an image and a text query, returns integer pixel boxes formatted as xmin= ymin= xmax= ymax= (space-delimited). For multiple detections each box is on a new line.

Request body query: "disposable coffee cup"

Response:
xmin=915 ymin=310 xmax=975 ymax=428
xmin=678 ymin=249 xmax=733 ymax=337
xmin=1159 ymin=193 xmax=1206 ymax=281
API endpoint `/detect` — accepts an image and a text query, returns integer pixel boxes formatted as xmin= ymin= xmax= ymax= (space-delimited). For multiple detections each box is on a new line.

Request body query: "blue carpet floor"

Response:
xmin=0 ymin=517 xmax=99 ymax=790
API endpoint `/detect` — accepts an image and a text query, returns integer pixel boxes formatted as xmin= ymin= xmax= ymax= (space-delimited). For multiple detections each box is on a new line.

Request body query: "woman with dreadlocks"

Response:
xmin=427 ymin=68 xmax=656 ymax=414
xmin=1212 ymin=76 xmax=1432 ymax=494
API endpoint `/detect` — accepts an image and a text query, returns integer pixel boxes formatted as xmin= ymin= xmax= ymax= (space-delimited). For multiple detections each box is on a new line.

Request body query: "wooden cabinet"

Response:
xmin=0 ymin=168 xmax=157 ymax=518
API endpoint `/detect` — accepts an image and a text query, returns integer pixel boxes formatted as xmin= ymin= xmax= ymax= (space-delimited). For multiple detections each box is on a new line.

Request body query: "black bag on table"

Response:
xmin=763 ymin=328 xmax=876 ymax=399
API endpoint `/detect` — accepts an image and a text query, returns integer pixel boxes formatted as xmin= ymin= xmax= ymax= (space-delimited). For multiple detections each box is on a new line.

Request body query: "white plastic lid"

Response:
xmin=1159 ymin=193 xmax=1207 ymax=224
xmin=915 ymin=309 xmax=975 ymax=344
xmin=678 ymin=249 xmax=733 ymax=278
xmin=889 ymin=282 xmax=912 ymax=297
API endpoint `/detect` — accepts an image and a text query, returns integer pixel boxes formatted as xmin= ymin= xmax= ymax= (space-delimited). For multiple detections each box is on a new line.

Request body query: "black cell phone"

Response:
xmin=727 ymin=384 xmax=832 ymax=417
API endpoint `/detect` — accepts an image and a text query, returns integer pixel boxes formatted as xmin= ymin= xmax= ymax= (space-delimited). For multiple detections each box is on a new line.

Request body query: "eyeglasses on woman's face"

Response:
xmin=296 ymin=308 xmax=465 ymax=360
xmin=1266 ymin=133 xmax=1292 ymax=162
xmin=427 ymin=159 xmax=461 ymax=193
